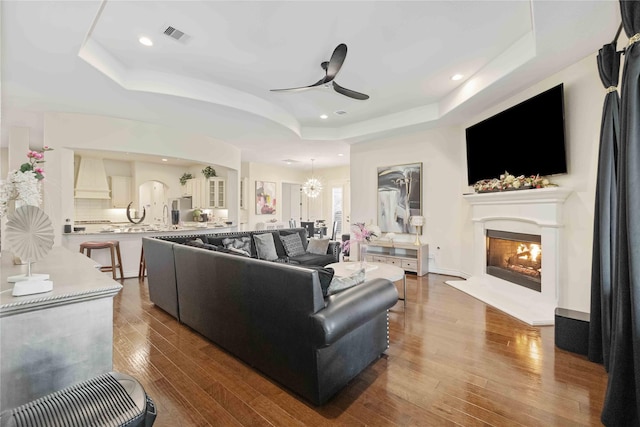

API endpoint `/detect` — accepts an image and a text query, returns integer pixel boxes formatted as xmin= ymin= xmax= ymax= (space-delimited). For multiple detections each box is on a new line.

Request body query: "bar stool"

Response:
xmin=79 ymin=240 xmax=124 ymax=280
xmin=138 ymin=246 xmax=146 ymax=280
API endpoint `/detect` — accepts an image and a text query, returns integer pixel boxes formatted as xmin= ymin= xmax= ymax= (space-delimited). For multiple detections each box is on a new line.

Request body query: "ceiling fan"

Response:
xmin=270 ymin=43 xmax=369 ymax=101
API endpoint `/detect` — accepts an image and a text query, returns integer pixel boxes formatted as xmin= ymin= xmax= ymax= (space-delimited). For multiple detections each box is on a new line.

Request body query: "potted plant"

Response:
xmin=202 ymin=166 xmax=216 ymax=179
xmin=179 ymin=172 xmax=194 ymax=186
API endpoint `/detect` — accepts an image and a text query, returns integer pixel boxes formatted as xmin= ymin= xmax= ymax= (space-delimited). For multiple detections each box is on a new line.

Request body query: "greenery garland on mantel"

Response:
xmin=473 ymin=171 xmax=556 ymax=193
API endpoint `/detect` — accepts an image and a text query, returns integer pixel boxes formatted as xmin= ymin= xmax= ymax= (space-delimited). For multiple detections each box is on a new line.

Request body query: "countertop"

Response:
xmin=64 ymin=224 xmax=235 ymax=236
xmin=1 ymin=246 xmax=123 ymax=316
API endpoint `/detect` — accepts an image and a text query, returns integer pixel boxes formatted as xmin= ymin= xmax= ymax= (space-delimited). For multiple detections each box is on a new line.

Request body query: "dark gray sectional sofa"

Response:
xmin=142 ymin=228 xmax=398 ymax=405
xmin=157 ymin=227 xmax=340 ymax=266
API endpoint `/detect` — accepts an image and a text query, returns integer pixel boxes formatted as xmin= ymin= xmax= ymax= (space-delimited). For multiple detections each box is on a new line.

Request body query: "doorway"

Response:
xmin=139 ymin=180 xmax=167 ymax=225
xmin=281 ymin=183 xmax=301 ymax=227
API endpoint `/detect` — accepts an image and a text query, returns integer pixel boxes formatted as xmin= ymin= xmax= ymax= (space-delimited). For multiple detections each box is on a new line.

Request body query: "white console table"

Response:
xmin=0 ymin=247 xmax=123 ymax=410
xmin=365 ymin=241 xmax=429 ymax=276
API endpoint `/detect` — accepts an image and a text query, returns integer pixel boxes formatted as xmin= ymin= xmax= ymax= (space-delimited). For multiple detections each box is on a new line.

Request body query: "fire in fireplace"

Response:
xmin=485 ymin=230 xmax=542 ymax=292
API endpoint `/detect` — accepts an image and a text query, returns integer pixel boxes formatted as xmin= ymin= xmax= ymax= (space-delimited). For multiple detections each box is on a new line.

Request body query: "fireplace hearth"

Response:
xmin=486 ymin=230 xmax=542 ymax=292
xmin=445 ymin=187 xmax=572 ymax=325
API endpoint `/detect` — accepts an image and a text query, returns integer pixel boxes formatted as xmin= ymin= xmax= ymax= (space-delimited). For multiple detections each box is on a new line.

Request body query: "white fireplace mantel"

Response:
xmin=447 ymin=186 xmax=572 ymax=325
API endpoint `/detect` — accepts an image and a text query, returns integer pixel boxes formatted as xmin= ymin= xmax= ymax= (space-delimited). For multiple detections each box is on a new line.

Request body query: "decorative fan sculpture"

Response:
xmin=5 ymin=205 xmax=54 ymax=296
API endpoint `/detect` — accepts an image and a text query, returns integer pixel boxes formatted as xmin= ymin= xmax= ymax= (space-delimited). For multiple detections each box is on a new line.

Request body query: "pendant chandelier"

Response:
xmin=302 ymin=159 xmax=322 ymax=198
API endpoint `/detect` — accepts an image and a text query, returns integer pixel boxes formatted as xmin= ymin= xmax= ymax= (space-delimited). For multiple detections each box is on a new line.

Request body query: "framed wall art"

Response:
xmin=256 ymin=181 xmax=276 ymax=215
xmin=377 ymin=163 xmax=422 ymax=233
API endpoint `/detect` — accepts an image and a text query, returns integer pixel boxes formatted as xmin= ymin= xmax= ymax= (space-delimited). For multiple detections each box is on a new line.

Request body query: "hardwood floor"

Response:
xmin=113 ymin=273 xmax=608 ymax=426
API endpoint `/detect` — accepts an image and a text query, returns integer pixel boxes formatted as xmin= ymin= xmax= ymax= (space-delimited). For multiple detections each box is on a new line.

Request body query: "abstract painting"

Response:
xmin=256 ymin=181 xmax=276 ymax=215
xmin=377 ymin=163 xmax=422 ymax=233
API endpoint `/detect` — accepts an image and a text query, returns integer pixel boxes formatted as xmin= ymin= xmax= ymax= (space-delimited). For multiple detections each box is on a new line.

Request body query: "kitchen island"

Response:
xmin=1 ymin=246 xmax=123 ymax=410
xmin=62 ymin=225 xmax=236 ymax=278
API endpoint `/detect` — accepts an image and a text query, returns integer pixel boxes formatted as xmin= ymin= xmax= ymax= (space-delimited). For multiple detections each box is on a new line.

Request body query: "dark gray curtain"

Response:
xmin=589 ymin=42 xmax=621 ymax=368
xmin=602 ymin=1 xmax=640 ymax=425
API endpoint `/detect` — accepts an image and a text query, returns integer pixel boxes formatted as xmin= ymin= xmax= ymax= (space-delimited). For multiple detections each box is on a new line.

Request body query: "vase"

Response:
xmin=359 ymin=243 xmax=368 ymax=269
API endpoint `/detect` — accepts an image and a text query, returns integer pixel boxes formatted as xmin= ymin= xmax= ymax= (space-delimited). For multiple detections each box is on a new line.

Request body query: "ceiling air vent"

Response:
xmin=163 ymin=25 xmax=191 ymax=43
xmin=334 ymin=110 xmax=348 ymax=115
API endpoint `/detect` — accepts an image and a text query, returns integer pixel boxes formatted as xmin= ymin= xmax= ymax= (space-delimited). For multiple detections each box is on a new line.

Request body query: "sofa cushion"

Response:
xmin=253 ymin=233 xmax=279 ymax=261
xmin=326 ymin=268 xmax=366 ymax=296
xmin=215 ymin=245 xmax=251 ymax=257
xmin=222 ymin=237 xmax=252 ymax=256
xmin=305 ymin=266 xmax=335 ymax=296
xmin=307 ymin=238 xmax=330 ymax=255
xmin=280 ymin=233 xmax=306 ymax=257
xmin=185 ymin=238 xmax=206 ymax=248
xmin=289 ymin=252 xmax=336 ymax=267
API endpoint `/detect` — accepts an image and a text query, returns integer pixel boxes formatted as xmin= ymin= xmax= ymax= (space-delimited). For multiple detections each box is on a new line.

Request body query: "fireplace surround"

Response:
xmin=446 ymin=187 xmax=572 ymax=325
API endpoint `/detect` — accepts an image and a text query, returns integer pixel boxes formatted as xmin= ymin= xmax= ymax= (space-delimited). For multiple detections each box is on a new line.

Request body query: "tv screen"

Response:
xmin=465 ymin=84 xmax=567 ymax=185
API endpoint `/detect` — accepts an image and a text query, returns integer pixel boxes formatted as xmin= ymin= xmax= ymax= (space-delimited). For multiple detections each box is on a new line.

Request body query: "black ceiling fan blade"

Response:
xmin=270 ymin=78 xmax=325 ymax=92
xmin=325 ymin=43 xmax=347 ymax=81
xmin=332 ymin=81 xmax=369 ymax=100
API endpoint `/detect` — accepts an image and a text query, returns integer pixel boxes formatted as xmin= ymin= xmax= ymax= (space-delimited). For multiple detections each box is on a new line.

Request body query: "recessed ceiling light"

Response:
xmin=320 ymin=114 xmax=328 ymax=119
xmin=161 ymin=158 xmax=168 ymax=162
xmin=451 ymin=74 xmax=463 ymax=81
xmin=338 ymin=153 xmax=344 ymax=157
xmin=139 ymin=36 xmax=153 ymax=47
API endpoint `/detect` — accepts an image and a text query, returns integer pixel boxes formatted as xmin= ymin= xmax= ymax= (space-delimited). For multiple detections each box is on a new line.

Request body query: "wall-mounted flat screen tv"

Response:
xmin=465 ymin=83 xmax=567 ymax=185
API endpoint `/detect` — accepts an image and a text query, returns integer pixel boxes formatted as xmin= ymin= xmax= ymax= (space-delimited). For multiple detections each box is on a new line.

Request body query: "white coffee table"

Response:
xmin=326 ymin=261 xmax=406 ymax=306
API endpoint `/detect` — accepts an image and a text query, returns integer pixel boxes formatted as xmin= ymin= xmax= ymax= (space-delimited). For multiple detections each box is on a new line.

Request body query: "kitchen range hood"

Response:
xmin=74 ymin=157 xmax=110 ymax=199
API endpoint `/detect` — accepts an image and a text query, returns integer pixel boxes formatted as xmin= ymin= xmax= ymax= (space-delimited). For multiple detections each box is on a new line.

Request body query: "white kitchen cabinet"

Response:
xmin=181 ymin=179 xmax=193 ymax=197
xmin=205 ymin=178 xmax=226 ymax=208
xmin=109 ymin=176 xmax=131 ymax=208
xmin=193 ymin=178 xmax=205 ymax=208
xmin=181 ymin=178 xmax=204 ymax=208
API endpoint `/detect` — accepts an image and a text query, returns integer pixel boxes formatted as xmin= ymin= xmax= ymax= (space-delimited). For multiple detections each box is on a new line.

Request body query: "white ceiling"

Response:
xmin=1 ymin=1 xmax=621 ymax=169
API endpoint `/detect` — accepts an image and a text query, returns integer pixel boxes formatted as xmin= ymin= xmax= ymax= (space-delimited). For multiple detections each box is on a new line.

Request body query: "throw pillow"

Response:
xmin=306 ymin=266 xmax=335 ymax=297
xmin=253 ymin=233 xmax=279 ymax=261
xmin=222 ymin=237 xmax=252 ymax=256
xmin=280 ymin=233 xmax=306 ymax=257
xmin=307 ymin=238 xmax=330 ymax=255
xmin=326 ymin=268 xmax=366 ymax=296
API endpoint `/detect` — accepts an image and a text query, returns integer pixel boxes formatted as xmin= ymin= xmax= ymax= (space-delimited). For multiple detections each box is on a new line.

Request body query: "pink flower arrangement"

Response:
xmin=20 ymin=146 xmax=53 ymax=180
xmin=341 ymin=222 xmax=380 ymax=254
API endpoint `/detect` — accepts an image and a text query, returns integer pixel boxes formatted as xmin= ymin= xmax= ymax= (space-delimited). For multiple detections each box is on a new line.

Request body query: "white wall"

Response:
xmin=40 ymin=112 xmax=242 ymax=244
xmin=351 ymin=126 xmax=465 ymax=276
xmin=241 ymin=162 xmax=349 ymax=230
xmin=245 ymin=162 xmax=307 ymax=229
xmin=134 ymin=161 xmax=189 ymax=202
xmin=350 ymin=51 xmax=602 ymax=312
xmin=460 ymin=52 xmax=602 ymax=312
xmin=0 ymin=148 xmax=8 ymax=178
xmin=45 ymin=112 xmax=241 ymax=170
